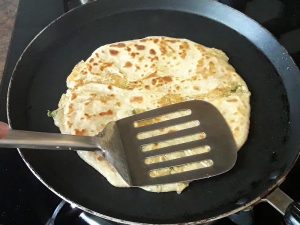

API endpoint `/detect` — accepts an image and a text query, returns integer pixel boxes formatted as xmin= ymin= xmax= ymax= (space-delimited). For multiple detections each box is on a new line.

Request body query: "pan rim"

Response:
xmin=7 ymin=0 xmax=300 ymax=224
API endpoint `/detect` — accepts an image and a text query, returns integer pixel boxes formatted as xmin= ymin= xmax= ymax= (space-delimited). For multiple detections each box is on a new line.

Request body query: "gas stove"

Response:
xmin=0 ymin=0 xmax=300 ymax=224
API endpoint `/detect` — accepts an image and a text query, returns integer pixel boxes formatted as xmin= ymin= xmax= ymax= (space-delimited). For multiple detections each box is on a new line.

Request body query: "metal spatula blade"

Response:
xmin=0 ymin=100 xmax=237 ymax=186
xmin=106 ymin=100 xmax=238 ymax=186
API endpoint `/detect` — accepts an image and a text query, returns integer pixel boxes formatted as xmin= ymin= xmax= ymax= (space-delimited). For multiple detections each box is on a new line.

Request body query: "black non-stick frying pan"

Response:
xmin=6 ymin=0 xmax=300 ymax=224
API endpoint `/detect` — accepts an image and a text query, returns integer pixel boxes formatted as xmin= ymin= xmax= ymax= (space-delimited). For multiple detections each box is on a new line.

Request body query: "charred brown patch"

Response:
xmin=150 ymin=49 xmax=156 ymax=55
xmin=75 ymin=129 xmax=86 ymax=136
xmin=151 ymin=76 xmax=172 ymax=86
xmin=110 ymin=43 xmax=126 ymax=48
xmin=109 ymin=49 xmax=119 ymax=56
xmin=151 ymin=56 xmax=159 ymax=62
xmin=166 ymin=39 xmax=176 ymax=43
xmin=179 ymin=41 xmax=190 ymax=59
xmin=152 ymin=79 xmax=157 ymax=85
xmin=99 ymin=109 xmax=113 ymax=116
xmin=162 ymin=76 xmax=172 ymax=82
xmin=75 ymin=80 xmax=84 ymax=87
xmin=87 ymin=64 xmax=92 ymax=71
xmin=145 ymin=72 xmax=157 ymax=79
xmin=124 ymin=61 xmax=132 ymax=68
xmin=191 ymin=75 xmax=197 ymax=81
xmin=71 ymin=93 xmax=77 ymax=100
xmin=160 ymin=45 xmax=167 ymax=55
xmin=84 ymin=113 xmax=92 ymax=119
xmin=100 ymin=62 xmax=113 ymax=71
xmin=97 ymin=156 xmax=104 ymax=161
xmin=68 ymin=105 xmax=74 ymax=114
xmin=130 ymin=96 xmax=143 ymax=103
xmin=135 ymin=44 xmax=145 ymax=50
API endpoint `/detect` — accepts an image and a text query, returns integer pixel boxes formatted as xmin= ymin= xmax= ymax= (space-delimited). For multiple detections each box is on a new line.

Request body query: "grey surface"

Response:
xmin=118 ymin=100 xmax=237 ymax=186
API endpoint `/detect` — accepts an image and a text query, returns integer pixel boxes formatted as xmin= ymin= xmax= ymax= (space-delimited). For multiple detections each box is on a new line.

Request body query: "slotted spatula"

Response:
xmin=0 ymin=100 xmax=237 ymax=186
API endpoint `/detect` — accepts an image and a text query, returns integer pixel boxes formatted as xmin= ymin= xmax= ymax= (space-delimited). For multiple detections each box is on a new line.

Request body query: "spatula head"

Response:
xmin=112 ymin=100 xmax=237 ymax=186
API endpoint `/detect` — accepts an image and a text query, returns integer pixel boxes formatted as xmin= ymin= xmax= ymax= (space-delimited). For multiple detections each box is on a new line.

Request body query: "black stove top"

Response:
xmin=1 ymin=0 xmax=300 ymax=224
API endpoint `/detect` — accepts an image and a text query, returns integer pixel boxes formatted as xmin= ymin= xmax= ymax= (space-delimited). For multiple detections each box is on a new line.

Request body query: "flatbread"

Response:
xmin=52 ymin=36 xmax=251 ymax=193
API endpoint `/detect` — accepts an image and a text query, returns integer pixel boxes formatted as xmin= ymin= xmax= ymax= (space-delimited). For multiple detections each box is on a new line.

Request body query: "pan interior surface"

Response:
xmin=7 ymin=1 xmax=299 ymax=224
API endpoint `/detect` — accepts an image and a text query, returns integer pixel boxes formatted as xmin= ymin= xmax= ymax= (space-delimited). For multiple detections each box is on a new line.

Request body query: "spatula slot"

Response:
xmin=144 ymin=145 xmax=211 ymax=164
xmin=137 ymin=120 xmax=200 ymax=140
xmin=141 ymin=132 xmax=206 ymax=152
xmin=133 ymin=109 xmax=191 ymax=128
xmin=149 ymin=160 xmax=214 ymax=178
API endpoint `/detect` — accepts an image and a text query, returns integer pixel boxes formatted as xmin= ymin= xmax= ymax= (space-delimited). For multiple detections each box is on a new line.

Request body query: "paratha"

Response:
xmin=52 ymin=36 xmax=251 ymax=193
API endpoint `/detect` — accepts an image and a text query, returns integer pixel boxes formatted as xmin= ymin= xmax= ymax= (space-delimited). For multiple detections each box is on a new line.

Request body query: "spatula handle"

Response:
xmin=0 ymin=129 xmax=98 ymax=151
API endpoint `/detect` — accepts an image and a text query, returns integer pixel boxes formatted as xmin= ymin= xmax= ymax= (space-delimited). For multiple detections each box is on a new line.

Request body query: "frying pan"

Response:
xmin=6 ymin=0 xmax=300 ymax=224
